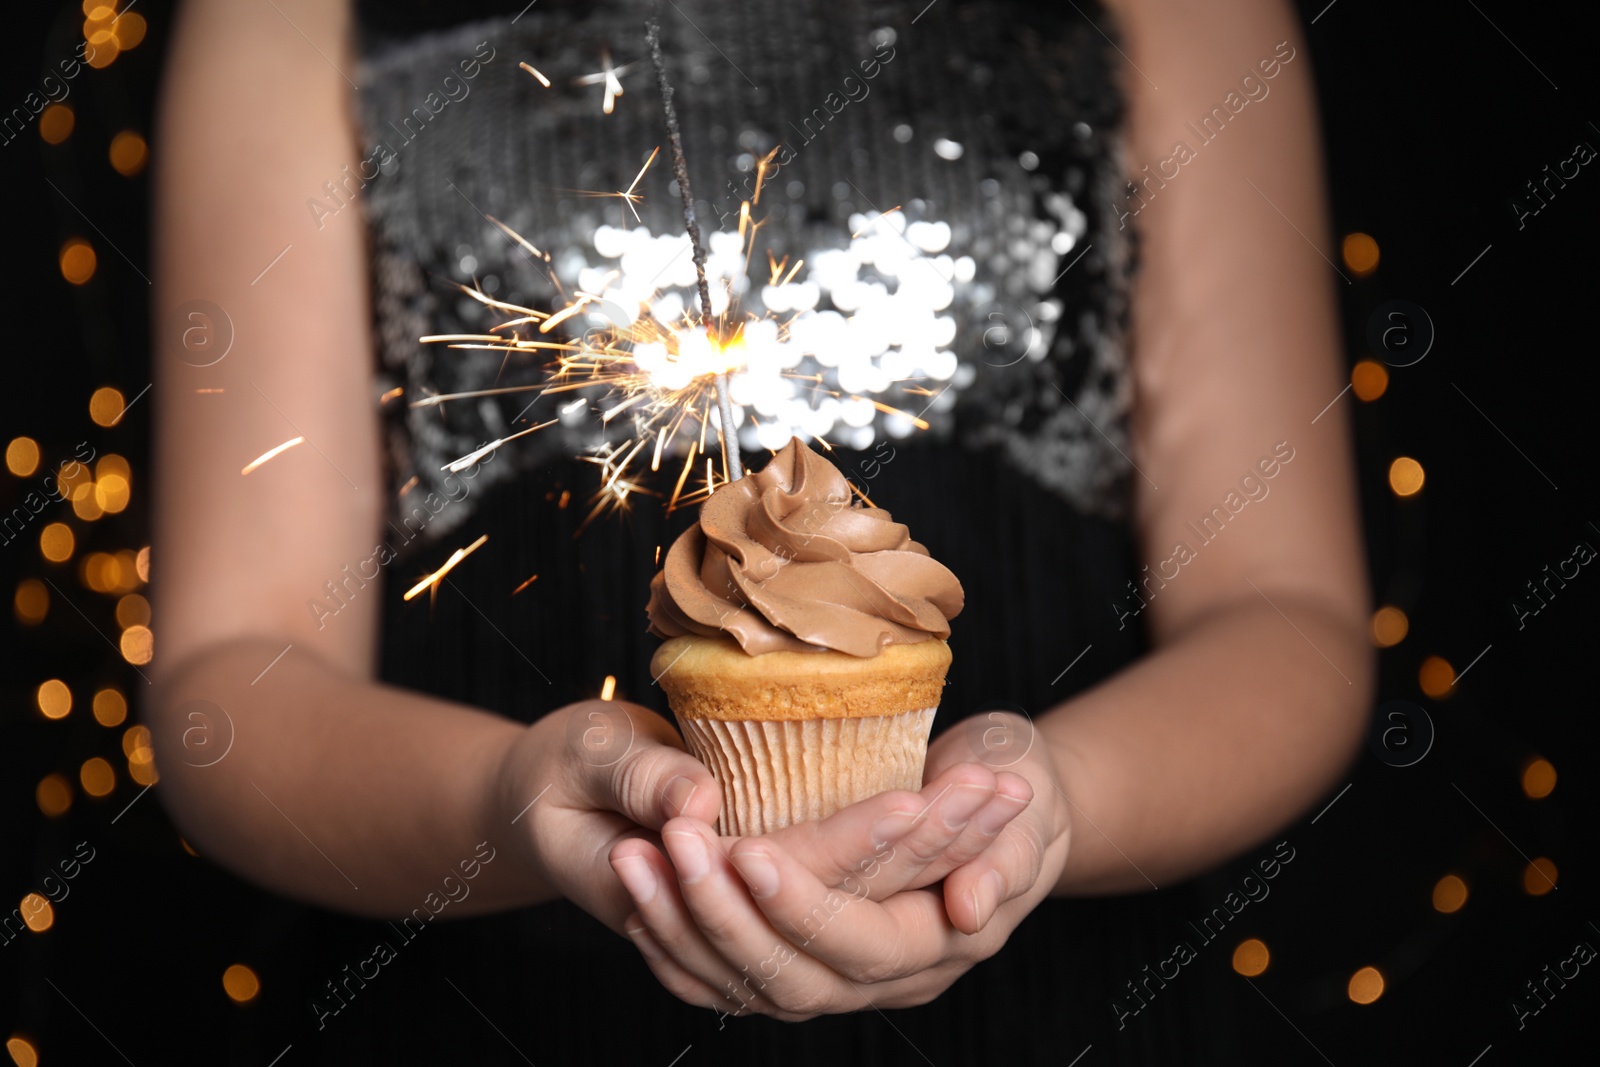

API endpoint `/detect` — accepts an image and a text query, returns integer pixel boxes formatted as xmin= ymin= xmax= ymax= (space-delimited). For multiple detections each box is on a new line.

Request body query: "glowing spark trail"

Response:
xmin=241 ymin=436 xmax=305 ymax=475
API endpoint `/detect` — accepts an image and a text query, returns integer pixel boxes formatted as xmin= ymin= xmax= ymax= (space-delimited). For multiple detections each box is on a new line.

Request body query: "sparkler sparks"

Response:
xmin=518 ymin=61 xmax=551 ymax=88
xmin=241 ymin=436 xmax=305 ymax=475
xmin=573 ymin=49 xmax=635 ymax=114
xmin=403 ymin=534 xmax=488 ymax=602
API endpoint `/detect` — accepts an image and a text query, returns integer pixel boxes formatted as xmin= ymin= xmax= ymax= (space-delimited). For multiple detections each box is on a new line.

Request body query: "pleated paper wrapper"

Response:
xmin=678 ymin=707 xmax=938 ymax=836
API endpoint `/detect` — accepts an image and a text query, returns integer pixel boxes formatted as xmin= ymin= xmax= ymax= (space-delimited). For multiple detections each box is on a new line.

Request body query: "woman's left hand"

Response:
xmin=608 ymin=712 xmax=1072 ymax=1020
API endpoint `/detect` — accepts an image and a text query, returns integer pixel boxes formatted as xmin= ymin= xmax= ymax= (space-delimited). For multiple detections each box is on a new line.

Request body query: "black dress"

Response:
xmin=276 ymin=1 xmax=1244 ymax=1061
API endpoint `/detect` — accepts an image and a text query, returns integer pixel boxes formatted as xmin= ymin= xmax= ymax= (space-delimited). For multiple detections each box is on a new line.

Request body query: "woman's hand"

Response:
xmin=609 ymin=712 xmax=1072 ymax=1020
xmin=496 ymin=700 xmax=723 ymax=934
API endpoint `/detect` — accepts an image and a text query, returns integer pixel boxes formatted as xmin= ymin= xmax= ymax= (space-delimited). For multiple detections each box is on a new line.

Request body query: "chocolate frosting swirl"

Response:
xmin=646 ymin=438 xmax=964 ymax=657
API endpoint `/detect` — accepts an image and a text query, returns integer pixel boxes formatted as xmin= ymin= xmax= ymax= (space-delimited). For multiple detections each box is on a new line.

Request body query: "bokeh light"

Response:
xmin=1371 ymin=606 xmax=1408 ymax=647
xmin=1232 ymin=938 xmax=1270 ymax=977
xmin=136 ymin=545 xmax=151 ymax=581
xmin=121 ymin=623 xmax=154 ymax=665
xmin=36 ymin=679 xmax=72 ymax=720
xmin=1388 ymin=457 xmax=1425 ymax=497
xmin=1521 ymin=757 xmax=1556 ymax=799
xmin=6 ymin=437 xmax=40 ymax=476
xmin=89 ymin=386 xmax=125 ymax=426
xmin=40 ymin=522 xmax=75 ymax=562
xmin=39 ymin=103 xmax=74 ymax=144
xmin=1351 ymin=359 xmax=1388 ymax=401
xmin=1419 ymin=656 xmax=1455 ymax=698
xmin=1432 ymin=874 xmax=1468 ymax=914
xmin=1347 ymin=966 xmax=1385 ymax=1004
xmin=122 ymin=724 xmax=151 ymax=758
xmin=96 ymin=473 xmax=131 ymax=513
xmin=93 ymin=687 xmax=128 ymax=727
xmin=1524 ymin=857 xmax=1559 ymax=896
xmin=97 ymin=453 xmax=130 ymax=480
xmin=36 ymin=774 xmax=73 ymax=818
xmin=109 ymin=130 xmax=148 ymax=176
xmin=114 ymin=11 xmax=147 ymax=50
xmin=59 ymin=238 xmax=96 ymax=285
xmin=6 ymin=1035 xmax=39 ymax=1067
xmin=14 ymin=579 xmax=49 ymax=625
xmin=223 ymin=964 xmax=261 ymax=1003
xmin=116 ymin=593 xmax=150 ymax=628
xmin=20 ymin=895 xmax=53 ymax=934
xmin=71 ymin=480 xmax=104 ymax=521
xmin=80 ymin=757 xmax=115 ymax=797
xmin=1341 ymin=233 xmax=1380 ymax=276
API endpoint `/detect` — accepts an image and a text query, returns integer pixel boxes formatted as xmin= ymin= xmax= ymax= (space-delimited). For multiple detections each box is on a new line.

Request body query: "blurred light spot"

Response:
xmin=128 ymin=748 xmax=159 ymax=786
xmin=86 ymin=30 xmax=121 ymax=69
xmin=1351 ymin=359 xmax=1388 ymax=401
xmin=1347 ymin=966 xmax=1384 ymax=1004
xmin=36 ymin=774 xmax=73 ymax=817
xmin=109 ymin=130 xmax=147 ymax=176
xmin=1432 ymin=874 xmax=1468 ymax=914
xmin=14 ymin=579 xmax=48 ymax=625
xmin=136 ymin=545 xmax=150 ymax=582
xmin=6 ymin=437 xmax=40 ymax=476
xmin=96 ymin=453 xmax=130 ymax=480
xmin=1419 ymin=656 xmax=1455 ymax=698
xmin=223 ymin=964 xmax=261 ymax=1003
xmin=121 ymin=724 xmax=151 ymax=758
xmin=1232 ymin=938 xmax=1269 ymax=977
xmin=1342 ymin=233 xmax=1380 ymax=276
xmin=40 ymin=103 xmax=74 ymax=144
xmin=1524 ymin=857 xmax=1558 ymax=896
xmin=40 ymin=522 xmax=75 ymax=562
xmin=116 ymin=549 xmax=142 ymax=591
xmin=19 ymin=895 xmax=52 ymax=934
xmin=96 ymin=473 xmax=130 ymax=513
xmin=120 ymin=624 xmax=153 ymax=665
xmin=89 ymin=386 xmax=125 ymax=426
xmin=112 ymin=11 xmax=146 ymax=49
xmin=116 ymin=593 xmax=149 ymax=628
xmin=93 ymin=687 xmax=127 ymax=727
xmin=1389 ymin=456 xmax=1425 ymax=497
xmin=71 ymin=480 xmax=104 ymax=521
xmin=1371 ymin=606 xmax=1409 ymax=648
xmin=60 ymin=238 xmax=96 ymax=284
xmin=80 ymin=757 xmax=115 ymax=797
xmin=1522 ymin=757 xmax=1557 ymax=799
xmin=83 ymin=551 xmax=118 ymax=592
xmin=82 ymin=0 xmax=113 ymax=15
xmin=37 ymin=679 xmax=72 ymax=720
xmin=600 ymin=675 xmax=617 ymax=701
xmin=6 ymin=1035 xmax=39 ymax=1067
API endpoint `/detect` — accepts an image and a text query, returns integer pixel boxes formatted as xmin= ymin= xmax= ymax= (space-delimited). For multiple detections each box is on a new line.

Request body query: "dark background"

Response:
xmin=3 ymin=1 xmax=1596 ymax=1064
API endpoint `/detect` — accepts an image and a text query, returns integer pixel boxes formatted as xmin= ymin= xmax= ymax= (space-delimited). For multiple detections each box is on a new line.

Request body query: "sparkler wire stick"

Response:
xmin=645 ymin=15 xmax=743 ymax=481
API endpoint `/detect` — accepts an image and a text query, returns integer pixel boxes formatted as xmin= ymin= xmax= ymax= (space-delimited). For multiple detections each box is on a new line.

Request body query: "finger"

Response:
xmin=655 ymin=820 xmax=850 ymax=1019
xmin=570 ymin=701 xmax=721 ymax=829
xmin=895 ymin=771 xmax=1034 ymax=892
xmin=726 ymin=834 xmax=960 ymax=985
xmin=941 ymin=805 xmax=1050 ymax=935
xmin=756 ymin=763 xmax=999 ymax=901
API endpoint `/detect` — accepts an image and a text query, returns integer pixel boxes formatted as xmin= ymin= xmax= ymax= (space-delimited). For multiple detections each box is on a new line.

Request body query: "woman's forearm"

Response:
xmin=150 ymin=638 xmax=548 ymax=917
xmin=1044 ymin=595 xmax=1371 ymax=894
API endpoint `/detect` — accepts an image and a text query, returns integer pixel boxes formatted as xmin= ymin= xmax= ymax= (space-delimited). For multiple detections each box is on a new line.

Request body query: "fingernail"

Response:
xmin=662 ymin=775 xmax=698 ymax=820
xmin=731 ymin=849 xmax=780 ymax=898
xmin=869 ymin=811 xmax=919 ymax=848
xmin=625 ymin=924 xmax=665 ymax=962
xmin=975 ymin=792 xmax=1028 ymax=837
xmin=612 ymin=855 xmax=657 ymax=906
xmin=941 ymin=783 xmax=992 ymax=830
xmin=664 ymin=829 xmax=710 ymax=883
xmin=971 ymin=869 xmax=1005 ymax=929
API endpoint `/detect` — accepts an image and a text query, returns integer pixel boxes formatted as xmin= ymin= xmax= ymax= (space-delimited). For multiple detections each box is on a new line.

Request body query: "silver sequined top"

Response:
xmin=351 ymin=0 xmax=1136 ymax=545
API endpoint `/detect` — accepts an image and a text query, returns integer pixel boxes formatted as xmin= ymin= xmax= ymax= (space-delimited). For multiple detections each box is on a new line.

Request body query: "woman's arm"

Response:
xmin=1040 ymin=0 xmax=1371 ymax=893
xmin=147 ymin=0 xmax=723 ymax=922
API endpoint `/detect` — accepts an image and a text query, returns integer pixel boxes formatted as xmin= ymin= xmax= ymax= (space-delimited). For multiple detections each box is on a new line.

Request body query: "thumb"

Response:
xmin=568 ymin=700 xmax=721 ymax=830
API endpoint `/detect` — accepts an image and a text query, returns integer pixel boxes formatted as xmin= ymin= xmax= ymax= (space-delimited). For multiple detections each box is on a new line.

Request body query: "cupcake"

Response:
xmin=647 ymin=438 xmax=963 ymax=835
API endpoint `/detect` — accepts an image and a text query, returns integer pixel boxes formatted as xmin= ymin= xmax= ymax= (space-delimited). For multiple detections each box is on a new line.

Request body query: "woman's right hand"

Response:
xmin=496 ymin=700 xmax=724 ymax=934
